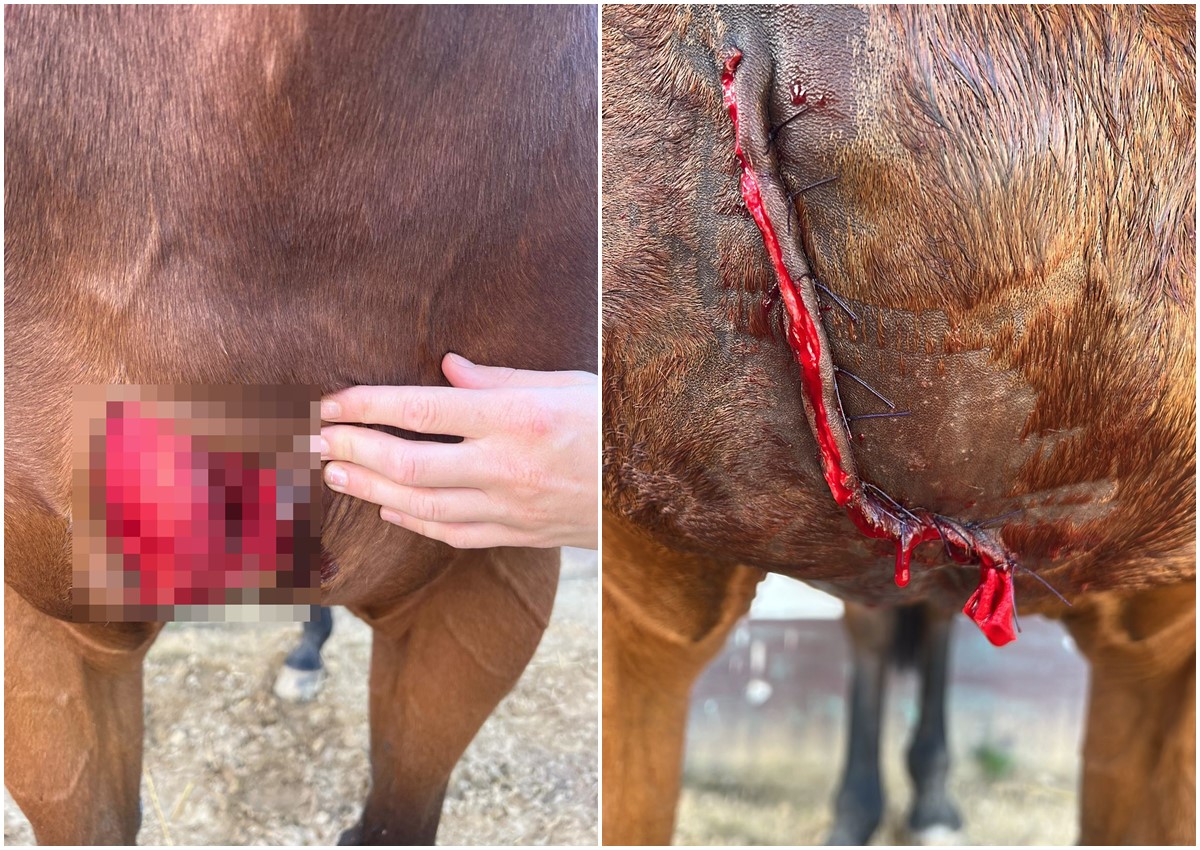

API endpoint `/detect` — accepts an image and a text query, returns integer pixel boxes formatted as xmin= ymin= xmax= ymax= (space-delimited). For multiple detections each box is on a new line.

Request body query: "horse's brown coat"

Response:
xmin=602 ymin=4 xmax=1194 ymax=843
xmin=5 ymin=5 xmax=597 ymax=844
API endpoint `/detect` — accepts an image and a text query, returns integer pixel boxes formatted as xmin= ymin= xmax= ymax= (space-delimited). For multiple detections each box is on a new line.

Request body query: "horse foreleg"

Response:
xmin=274 ymin=604 xmax=336 ymax=702
xmin=827 ymin=601 xmax=892 ymax=845
xmin=905 ymin=605 xmax=962 ymax=843
xmin=1064 ymin=581 xmax=1196 ymax=845
xmin=601 ymin=513 xmax=763 ymax=845
xmin=340 ymin=547 xmax=559 ymax=845
xmin=4 ymin=583 xmax=161 ymax=845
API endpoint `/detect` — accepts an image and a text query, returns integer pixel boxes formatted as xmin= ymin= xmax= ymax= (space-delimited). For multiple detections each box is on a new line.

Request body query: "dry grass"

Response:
xmin=676 ymin=757 xmax=1077 ymax=845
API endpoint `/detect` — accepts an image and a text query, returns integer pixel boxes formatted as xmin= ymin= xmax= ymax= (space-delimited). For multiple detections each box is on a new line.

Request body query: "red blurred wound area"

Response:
xmin=103 ymin=407 xmax=289 ymax=606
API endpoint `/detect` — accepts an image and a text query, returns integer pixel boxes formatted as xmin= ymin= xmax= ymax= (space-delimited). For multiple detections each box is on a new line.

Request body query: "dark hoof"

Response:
xmin=336 ymin=823 xmax=362 ymax=845
xmin=827 ymin=789 xmax=883 ymax=845
xmin=825 ymin=824 xmax=878 ymax=846
xmin=825 ymin=811 xmax=883 ymax=845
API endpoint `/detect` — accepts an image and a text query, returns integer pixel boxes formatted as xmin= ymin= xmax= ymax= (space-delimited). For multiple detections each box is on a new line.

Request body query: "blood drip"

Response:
xmin=963 ymin=564 xmax=1016 ymax=647
xmin=722 ymin=50 xmax=1017 ymax=646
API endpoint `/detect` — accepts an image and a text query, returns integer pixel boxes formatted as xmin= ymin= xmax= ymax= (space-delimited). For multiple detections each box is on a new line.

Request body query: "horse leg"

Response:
xmin=905 ymin=605 xmax=962 ymax=844
xmin=602 ymin=513 xmax=764 ymax=845
xmin=1063 ymin=581 xmax=1196 ymax=845
xmin=338 ymin=547 xmax=559 ymax=845
xmin=274 ymin=604 xmax=336 ymax=702
xmin=826 ymin=601 xmax=892 ymax=845
xmin=4 ymin=583 xmax=161 ymax=845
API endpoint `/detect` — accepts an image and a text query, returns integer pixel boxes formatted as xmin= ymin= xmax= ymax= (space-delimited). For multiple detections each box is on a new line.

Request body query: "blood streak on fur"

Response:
xmin=722 ymin=50 xmax=1020 ymax=646
xmin=724 ymin=52 xmax=851 ymax=505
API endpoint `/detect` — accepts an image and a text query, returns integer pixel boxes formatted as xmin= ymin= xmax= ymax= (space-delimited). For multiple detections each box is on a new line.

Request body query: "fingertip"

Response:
xmin=323 ymin=462 xmax=348 ymax=489
xmin=443 ymin=352 xmax=496 ymax=390
xmin=443 ymin=352 xmax=474 ymax=371
xmin=320 ymin=398 xmax=342 ymax=420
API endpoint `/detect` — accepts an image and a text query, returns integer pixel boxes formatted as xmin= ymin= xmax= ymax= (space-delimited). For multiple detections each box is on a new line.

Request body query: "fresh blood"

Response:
xmin=722 ymin=50 xmax=1017 ymax=646
xmin=103 ymin=406 xmax=293 ymax=607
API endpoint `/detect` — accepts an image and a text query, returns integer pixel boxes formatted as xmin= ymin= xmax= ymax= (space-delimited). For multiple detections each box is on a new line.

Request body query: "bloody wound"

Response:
xmin=721 ymin=50 xmax=1018 ymax=646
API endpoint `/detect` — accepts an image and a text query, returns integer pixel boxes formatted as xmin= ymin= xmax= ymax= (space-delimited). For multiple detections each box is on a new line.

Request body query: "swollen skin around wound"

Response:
xmin=722 ymin=50 xmax=1018 ymax=646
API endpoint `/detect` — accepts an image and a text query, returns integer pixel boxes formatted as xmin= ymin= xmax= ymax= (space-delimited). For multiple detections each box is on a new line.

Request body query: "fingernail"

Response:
xmin=324 ymin=464 xmax=347 ymax=488
xmin=321 ymin=400 xmax=341 ymax=419
xmin=380 ymin=508 xmax=402 ymax=524
xmin=446 ymin=352 xmax=473 ymax=368
xmin=318 ymin=437 xmax=330 ymax=458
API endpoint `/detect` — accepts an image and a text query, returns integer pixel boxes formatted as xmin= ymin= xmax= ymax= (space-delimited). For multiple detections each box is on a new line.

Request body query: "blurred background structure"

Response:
xmin=677 ymin=575 xmax=1087 ymax=845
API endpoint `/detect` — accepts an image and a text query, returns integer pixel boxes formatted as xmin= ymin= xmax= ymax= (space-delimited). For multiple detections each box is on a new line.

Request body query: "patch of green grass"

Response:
xmin=972 ymin=741 xmax=1016 ymax=780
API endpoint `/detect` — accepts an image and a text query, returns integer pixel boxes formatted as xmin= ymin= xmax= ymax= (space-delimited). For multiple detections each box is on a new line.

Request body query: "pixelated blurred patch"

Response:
xmin=71 ymin=385 xmax=323 ymax=623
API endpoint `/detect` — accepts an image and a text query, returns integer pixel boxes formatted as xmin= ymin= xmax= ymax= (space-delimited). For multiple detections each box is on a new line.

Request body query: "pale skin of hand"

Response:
xmin=319 ymin=353 xmax=598 ymax=550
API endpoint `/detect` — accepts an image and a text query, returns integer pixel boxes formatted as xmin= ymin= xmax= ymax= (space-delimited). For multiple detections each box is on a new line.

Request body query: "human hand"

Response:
xmin=319 ymin=353 xmax=598 ymax=549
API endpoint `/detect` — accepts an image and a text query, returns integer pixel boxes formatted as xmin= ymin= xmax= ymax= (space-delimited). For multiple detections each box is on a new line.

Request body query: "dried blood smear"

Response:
xmin=722 ymin=50 xmax=1017 ymax=645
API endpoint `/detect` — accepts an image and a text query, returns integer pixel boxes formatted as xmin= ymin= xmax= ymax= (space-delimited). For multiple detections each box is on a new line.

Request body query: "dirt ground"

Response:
xmin=4 ymin=549 xmax=598 ymax=846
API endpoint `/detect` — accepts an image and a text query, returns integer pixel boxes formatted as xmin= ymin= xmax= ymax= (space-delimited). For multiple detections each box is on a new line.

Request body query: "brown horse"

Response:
xmin=603 ymin=4 xmax=1194 ymax=844
xmin=5 ymin=5 xmax=597 ymax=844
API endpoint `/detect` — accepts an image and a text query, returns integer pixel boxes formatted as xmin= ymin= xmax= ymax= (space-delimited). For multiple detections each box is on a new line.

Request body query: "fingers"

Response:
xmin=322 ymin=455 xmax=549 ymax=549
xmin=376 ymin=507 xmax=530 ymax=549
xmin=320 ymin=425 xmax=480 ymax=488
xmin=320 ymin=363 xmax=595 ymax=436
xmin=322 ymin=460 xmax=497 ymax=525
xmin=320 ymin=385 xmax=497 ymax=438
xmin=318 ymin=364 xmax=597 ymax=550
xmin=441 ymin=352 xmax=594 ymax=390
